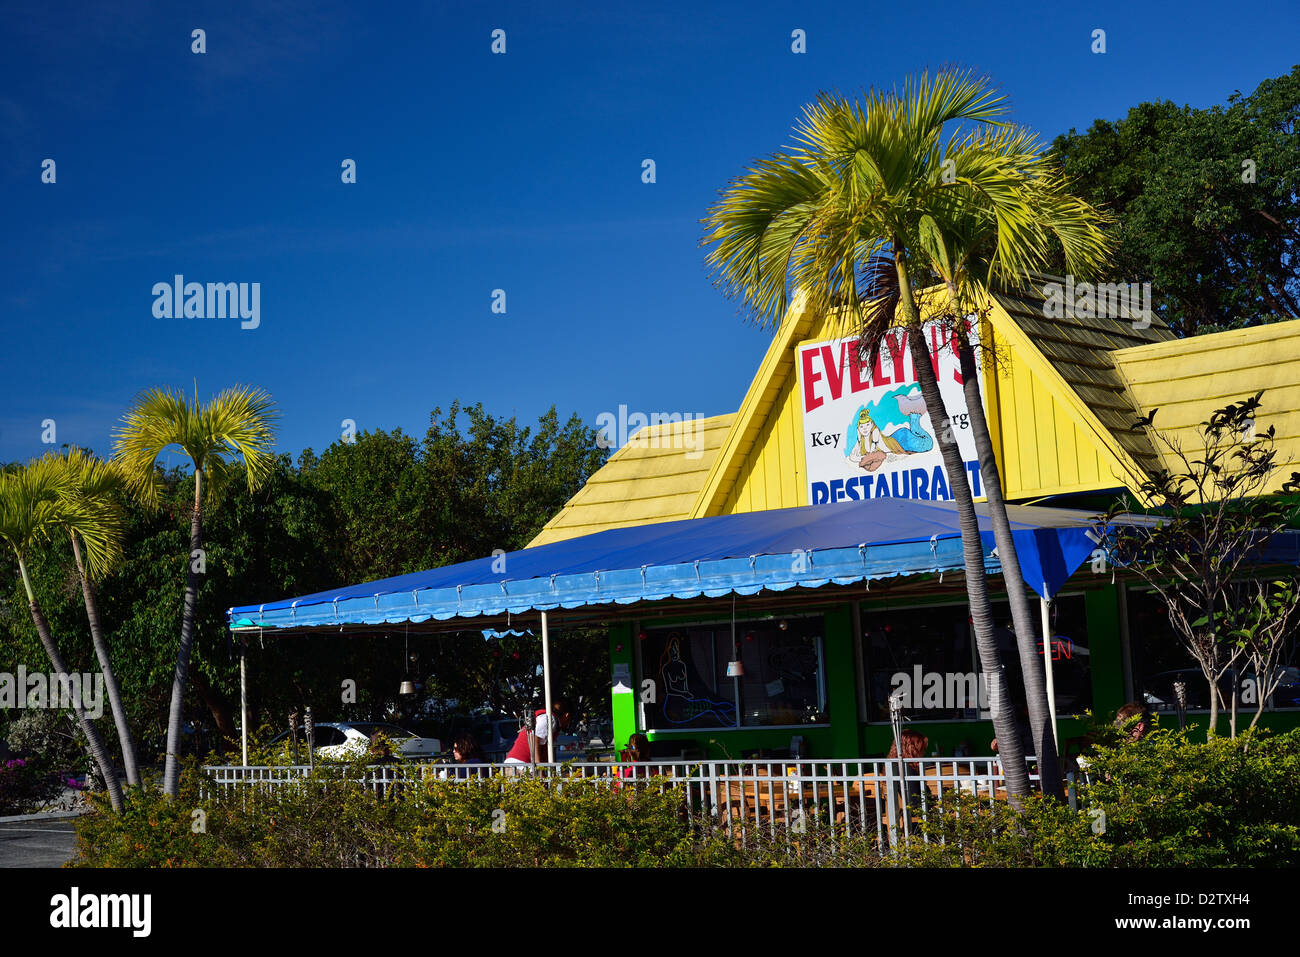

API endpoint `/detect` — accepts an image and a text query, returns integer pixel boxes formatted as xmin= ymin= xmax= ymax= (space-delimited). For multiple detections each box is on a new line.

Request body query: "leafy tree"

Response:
xmin=1052 ymin=66 xmax=1300 ymax=336
xmin=2 ymin=400 xmax=606 ymax=771
xmin=1104 ymin=393 xmax=1300 ymax=736
xmin=302 ymin=403 xmax=609 ymax=726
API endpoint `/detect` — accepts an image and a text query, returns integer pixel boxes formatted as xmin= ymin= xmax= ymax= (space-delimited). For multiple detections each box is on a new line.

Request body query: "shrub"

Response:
xmin=889 ymin=727 xmax=1300 ymax=867
xmin=1080 ymin=726 xmax=1300 ymax=866
xmin=71 ymin=729 xmax=1300 ymax=867
xmin=0 ymin=757 xmax=66 ymax=816
xmin=71 ymin=760 xmax=745 ymax=867
xmin=5 ymin=710 xmax=87 ymax=773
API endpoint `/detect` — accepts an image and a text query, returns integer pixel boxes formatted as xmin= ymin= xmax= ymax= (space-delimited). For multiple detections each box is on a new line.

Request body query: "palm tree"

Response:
xmin=913 ymin=175 xmax=1112 ymax=797
xmin=0 ymin=456 xmax=125 ymax=811
xmin=56 ymin=448 xmax=142 ymax=788
xmin=113 ymin=385 xmax=278 ymax=797
xmin=703 ymin=70 xmax=1110 ymax=798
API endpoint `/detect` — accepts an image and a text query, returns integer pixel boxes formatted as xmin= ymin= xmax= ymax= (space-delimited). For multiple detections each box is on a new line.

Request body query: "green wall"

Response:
xmin=605 ymin=582 xmax=1299 ymax=759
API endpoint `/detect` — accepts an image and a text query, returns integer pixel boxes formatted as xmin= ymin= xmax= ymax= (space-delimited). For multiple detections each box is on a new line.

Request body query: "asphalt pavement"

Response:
xmin=0 ymin=818 xmax=78 ymax=868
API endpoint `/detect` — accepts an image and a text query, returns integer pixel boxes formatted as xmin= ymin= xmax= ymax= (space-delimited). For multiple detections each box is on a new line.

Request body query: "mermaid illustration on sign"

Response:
xmin=659 ymin=633 xmax=737 ymax=726
xmin=845 ymin=384 xmax=933 ymax=472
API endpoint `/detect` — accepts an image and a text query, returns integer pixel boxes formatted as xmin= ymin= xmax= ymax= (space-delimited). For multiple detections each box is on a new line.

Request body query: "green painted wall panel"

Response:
xmin=1086 ymin=586 xmax=1127 ymax=717
xmin=608 ymin=622 xmax=637 ymax=754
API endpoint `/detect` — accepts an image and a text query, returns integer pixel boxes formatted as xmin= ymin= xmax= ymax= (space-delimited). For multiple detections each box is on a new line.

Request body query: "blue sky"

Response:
xmin=2 ymin=0 xmax=1297 ymax=466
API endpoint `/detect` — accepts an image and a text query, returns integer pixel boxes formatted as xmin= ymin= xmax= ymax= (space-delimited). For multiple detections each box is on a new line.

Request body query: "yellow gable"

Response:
xmin=530 ymin=280 xmax=1296 ymax=546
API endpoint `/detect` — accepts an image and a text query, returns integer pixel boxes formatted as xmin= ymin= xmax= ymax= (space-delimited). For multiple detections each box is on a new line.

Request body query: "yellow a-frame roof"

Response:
xmin=1113 ymin=318 xmax=1300 ymax=494
xmin=530 ymin=282 xmax=1299 ymax=547
xmin=528 ymin=414 xmax=736 ymax=547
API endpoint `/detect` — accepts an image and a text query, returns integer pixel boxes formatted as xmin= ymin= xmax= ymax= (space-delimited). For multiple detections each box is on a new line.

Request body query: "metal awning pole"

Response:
xmin=240 ymin=641 xmax=249 ymax=767
xmin=1040 ymin=590 xmax=1059 ymax=751
xmin=541 ymin=611 xmax=553 ymax=764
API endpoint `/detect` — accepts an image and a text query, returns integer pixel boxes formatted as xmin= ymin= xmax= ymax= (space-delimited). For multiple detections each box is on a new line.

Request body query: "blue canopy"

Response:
xmin=228 ymin=498 xmax=1106 ymax=632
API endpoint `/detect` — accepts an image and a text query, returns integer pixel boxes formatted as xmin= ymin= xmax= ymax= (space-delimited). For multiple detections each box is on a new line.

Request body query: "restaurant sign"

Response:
xmin=796 ymin=322 xmax=984 ymax=504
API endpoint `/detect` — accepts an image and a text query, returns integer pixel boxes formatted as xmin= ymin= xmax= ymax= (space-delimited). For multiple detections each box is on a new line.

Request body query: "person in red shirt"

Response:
xmin=503 ymin=698 xmax=573 ymax=766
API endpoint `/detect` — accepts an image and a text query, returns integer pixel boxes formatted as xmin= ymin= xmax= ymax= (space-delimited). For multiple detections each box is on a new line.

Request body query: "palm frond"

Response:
xmin=0 ymin=456 xmax=120 ymax=579
xmin=702 ymin=67 xmax=1114 ymax=346
xmin=112 ymin=384 xmax=279 ymax=507
xmin=55 ymin=448 xmax=126 ymax=580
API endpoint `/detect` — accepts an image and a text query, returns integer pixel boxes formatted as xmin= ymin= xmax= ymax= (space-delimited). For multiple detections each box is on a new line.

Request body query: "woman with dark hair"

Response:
xmin=452 ymin=732 xmax=490 ymax=779
xmin=620 ymin=732 xmax=652 ymax=779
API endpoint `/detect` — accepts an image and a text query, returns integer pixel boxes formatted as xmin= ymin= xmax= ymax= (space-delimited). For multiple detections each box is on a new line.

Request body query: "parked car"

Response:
xmin=268 ymin=722 xmax=441 ymax=761
xmin=1142 ymin=666 xmax=1300 ymax=712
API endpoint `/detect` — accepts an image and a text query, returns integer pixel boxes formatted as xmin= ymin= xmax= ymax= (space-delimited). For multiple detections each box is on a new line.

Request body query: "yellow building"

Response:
xmin=230 ymin=277 xmax=1300 ymax=760
xmin=530 ymin=276 xmax=1300 ymax=757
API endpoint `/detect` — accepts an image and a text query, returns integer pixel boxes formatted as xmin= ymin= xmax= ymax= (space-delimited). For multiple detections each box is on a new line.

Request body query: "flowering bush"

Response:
xmin=0 ymin=757 xmax=65 ymax=816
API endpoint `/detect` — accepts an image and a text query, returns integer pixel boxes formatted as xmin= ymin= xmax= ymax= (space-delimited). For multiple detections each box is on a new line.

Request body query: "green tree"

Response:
xmin=1052 ymin=66 xmax=1300 ymax=336
xmin=113 ymin=385 xmax=278 ymax=797
xmin=1105 ymin=393 xmax=1300 ymax=737
xmin=55 ymin=448 xmax=141 ymax=788
xmin=704 ymin=70 xmax=1111 ymax=799
xmin=303 ymin=403 xmax=609 ymax=722
xmin=0 ymin=456 xmax=124 ymax=811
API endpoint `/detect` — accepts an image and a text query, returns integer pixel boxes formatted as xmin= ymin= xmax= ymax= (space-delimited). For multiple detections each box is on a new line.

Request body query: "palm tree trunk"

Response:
xmin=70 ymin=532 xmax=141 ymax=788
xmin=953 ymin=322 xmax=1065 ymax=799
xmin=896 ymin=260 xmax=1030 ymax=801
xmin=163 ymin=470 xmax=203 ymax=798
xmin=19 ymin=561 xmax=124 ymax=813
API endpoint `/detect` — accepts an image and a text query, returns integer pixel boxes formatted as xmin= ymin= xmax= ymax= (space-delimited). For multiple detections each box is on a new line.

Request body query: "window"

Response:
xmin=312 ymin=726 xmax=346 ymax=746
xmin=862 ymin=594 xmax=1091 ymax=722
xmin=1127 ymin=587 xmax=1300 ymax=713
xmin=641 ymin=615 xmax=827 ymax=730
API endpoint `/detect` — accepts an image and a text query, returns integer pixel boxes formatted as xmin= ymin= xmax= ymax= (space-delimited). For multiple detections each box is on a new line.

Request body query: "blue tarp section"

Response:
xmin=228 ymin=499 xmax=1108 ymax=632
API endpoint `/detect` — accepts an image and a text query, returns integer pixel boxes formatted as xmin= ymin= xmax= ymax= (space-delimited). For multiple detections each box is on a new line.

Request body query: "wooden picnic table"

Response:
xmin=709 ymin=766 xmax=883 ymax=824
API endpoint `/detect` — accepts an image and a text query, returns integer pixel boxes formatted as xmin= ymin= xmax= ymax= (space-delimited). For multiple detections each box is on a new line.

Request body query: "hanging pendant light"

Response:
xmin=399 ymin=625 xmax=416 ymax=695
xmin=726 ymin=596 xmax=744 ymax=676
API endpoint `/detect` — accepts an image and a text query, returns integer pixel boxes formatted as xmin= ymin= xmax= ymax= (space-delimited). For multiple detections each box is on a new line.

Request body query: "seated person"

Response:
xmin=886 ymin=729 xmax=929 ymax=772
xmin=450 ymin=732 xmax=491 ymax=778
xmin=619 ymin=732 xmax=651 ymax=779
xmin=886 ymin=729 xmax=929 ymax=810
xmin=1113 ymin=701 xmax=1152 ymax=740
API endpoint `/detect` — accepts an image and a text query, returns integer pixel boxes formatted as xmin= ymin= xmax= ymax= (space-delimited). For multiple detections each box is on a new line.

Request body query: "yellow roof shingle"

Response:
xmin=527 ymin=414 xmax=736 ymax=546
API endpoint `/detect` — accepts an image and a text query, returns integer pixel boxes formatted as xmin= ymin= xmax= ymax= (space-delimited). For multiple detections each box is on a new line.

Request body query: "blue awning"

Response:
xmin=228 ymin=498 xmax=1109 ymax=632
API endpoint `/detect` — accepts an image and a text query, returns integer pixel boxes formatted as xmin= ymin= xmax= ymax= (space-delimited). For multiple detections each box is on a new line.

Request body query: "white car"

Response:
xmin=270 ymin=722 xmax=441 ymax=761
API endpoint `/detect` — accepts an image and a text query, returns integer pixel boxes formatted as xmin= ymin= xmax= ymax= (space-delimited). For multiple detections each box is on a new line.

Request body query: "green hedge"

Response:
xmin=71 ymin=761 xmax=758 ymax=867
xmin=894 ymin=727 xmax=1300 ymax=867
xmin=70 ymin=729 xmax=1300 ymax=867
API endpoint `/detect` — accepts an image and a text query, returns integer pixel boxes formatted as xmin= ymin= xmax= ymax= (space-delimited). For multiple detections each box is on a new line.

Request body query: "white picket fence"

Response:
xmin=203 ymin=757 xmax=1042 ymax=853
